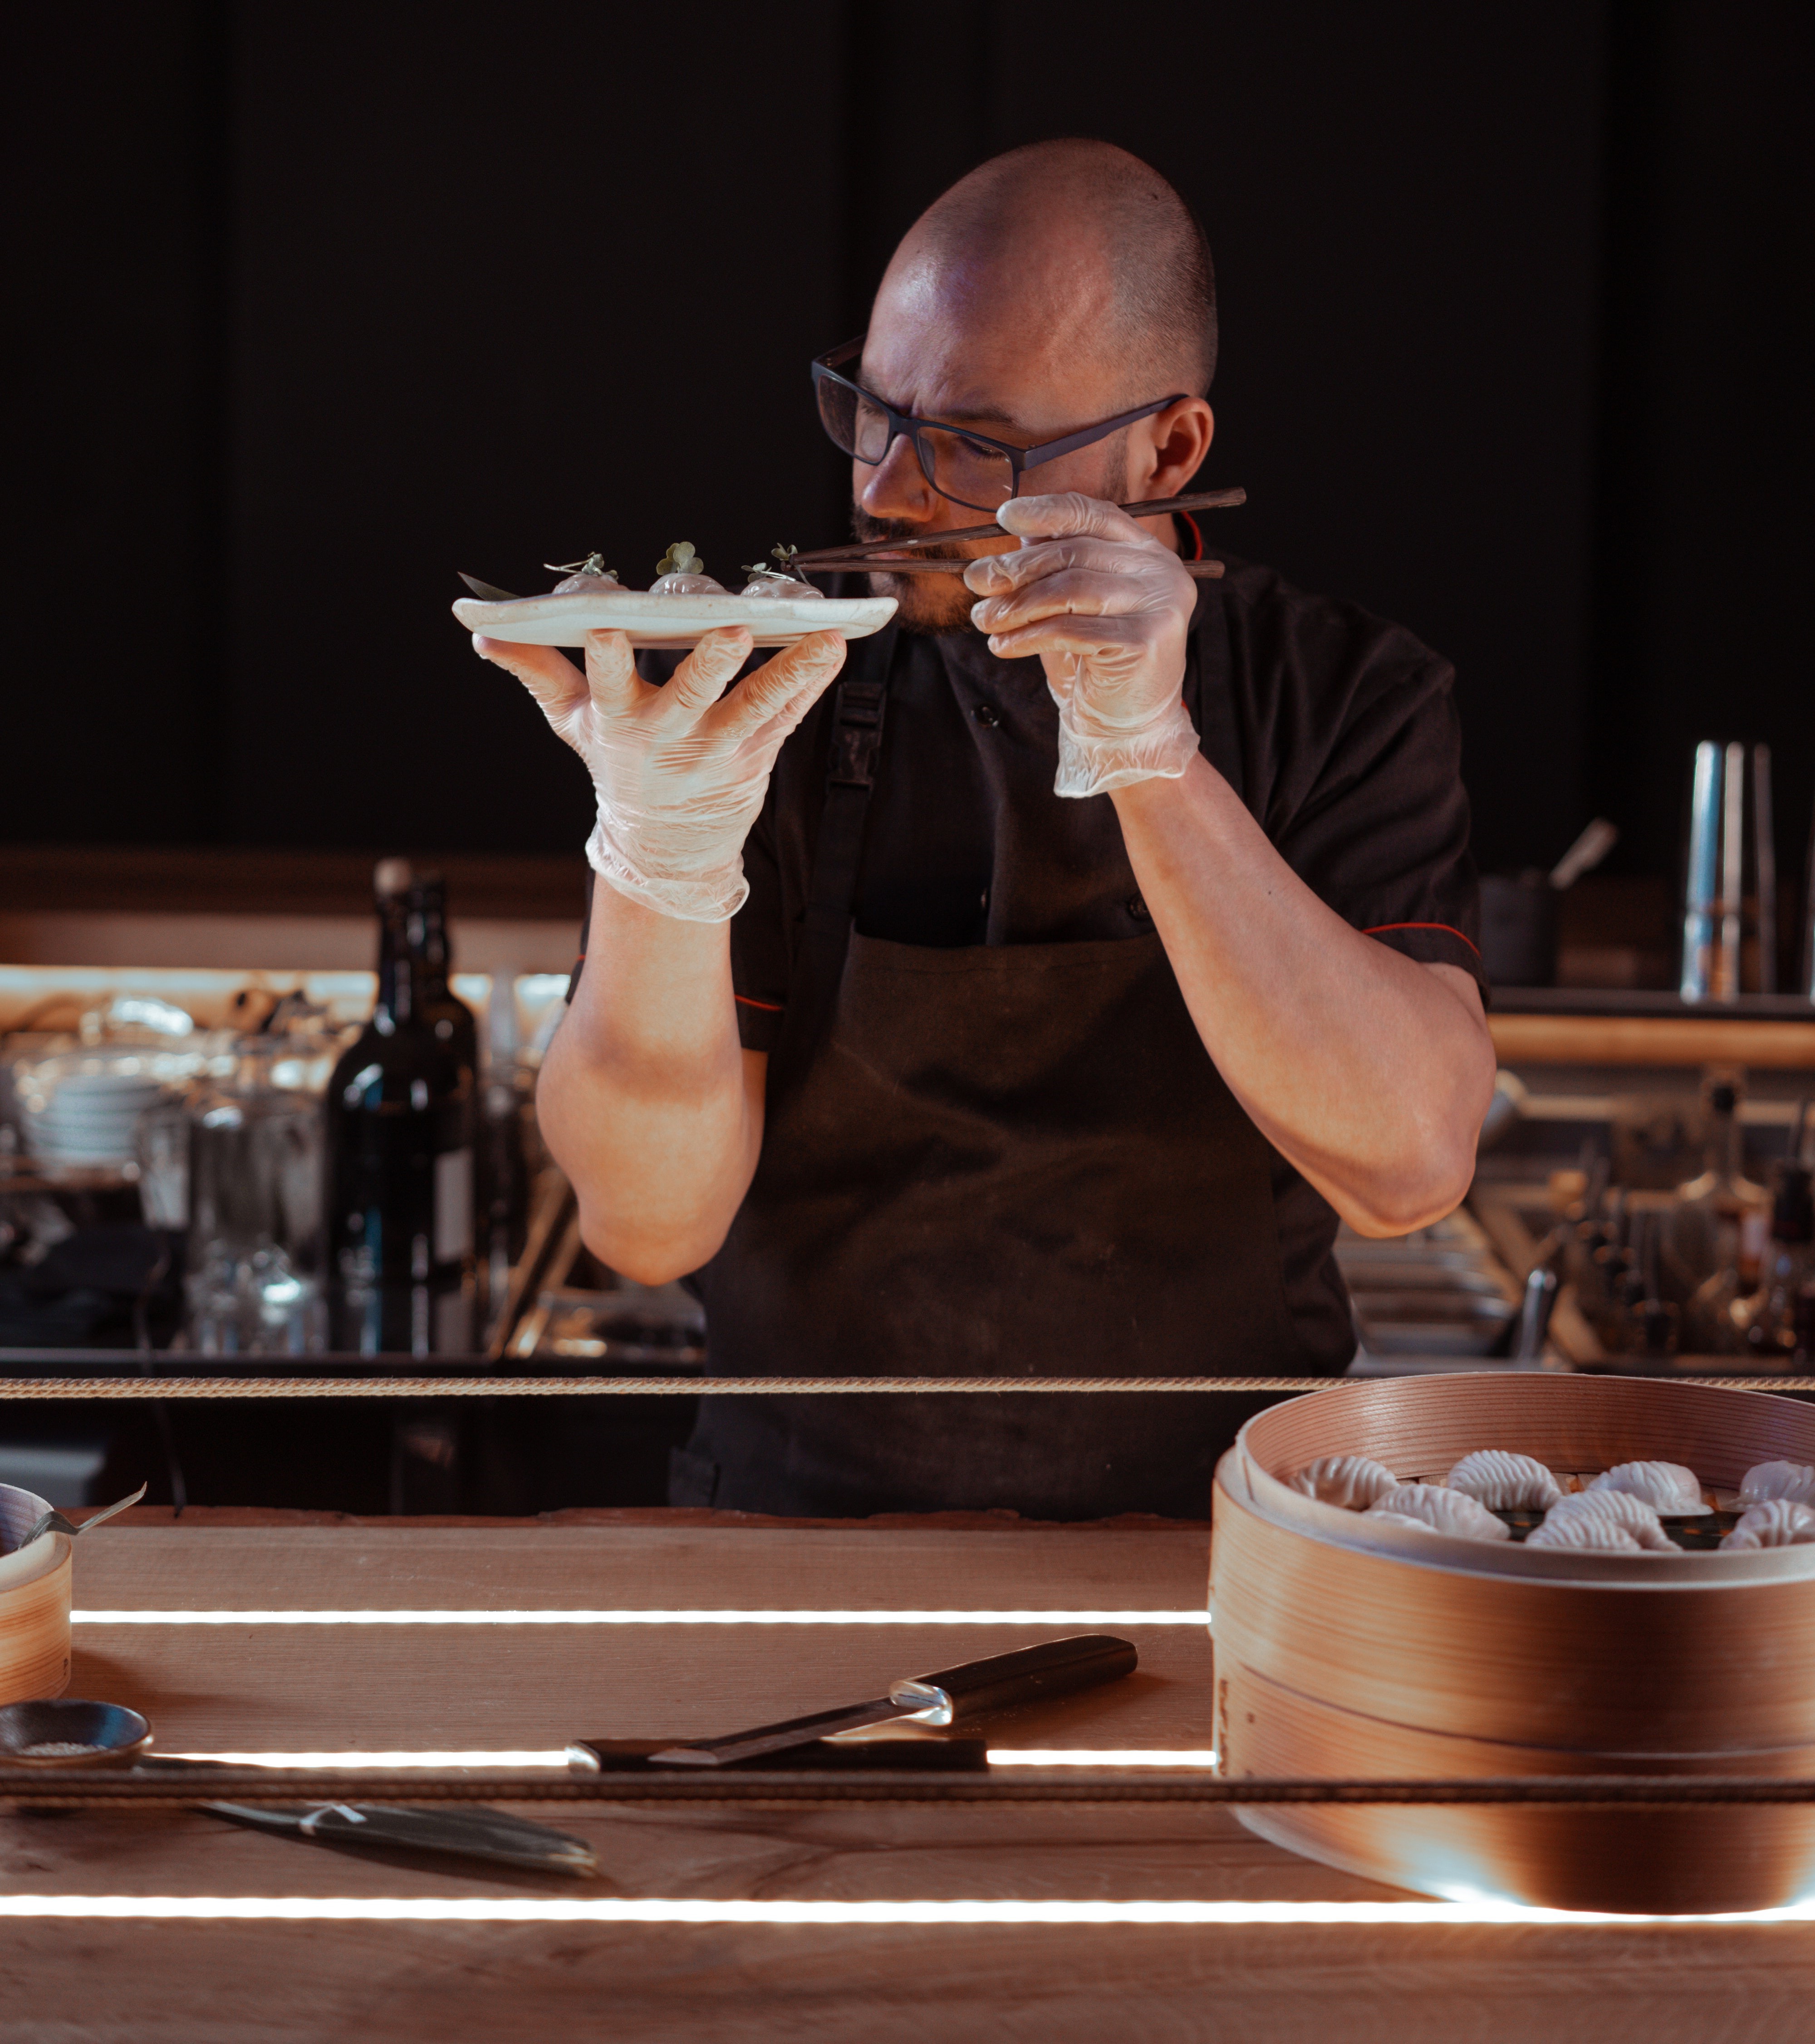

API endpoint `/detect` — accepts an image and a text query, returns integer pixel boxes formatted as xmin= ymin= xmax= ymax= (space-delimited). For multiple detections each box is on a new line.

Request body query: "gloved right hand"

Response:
xmin=474 ymin=625 xmax=848 ymax=922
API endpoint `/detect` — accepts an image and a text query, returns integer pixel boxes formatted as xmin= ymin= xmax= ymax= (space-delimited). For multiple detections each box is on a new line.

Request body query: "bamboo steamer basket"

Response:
xmin=1211 ymin=1373 xmax=1815 ymax=1913
xmin=0 ymin=1486 xmax=74 ymax=1706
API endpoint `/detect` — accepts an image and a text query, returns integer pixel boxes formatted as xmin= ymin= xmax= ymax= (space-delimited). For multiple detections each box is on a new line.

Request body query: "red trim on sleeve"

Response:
xmin=735 ymin=993 xmax=785 ymax=1013
xmin=1363 ymin=921 xmax=1482 ymax=959
xmin=1177 ymin=510 xmax=1205 ymax=562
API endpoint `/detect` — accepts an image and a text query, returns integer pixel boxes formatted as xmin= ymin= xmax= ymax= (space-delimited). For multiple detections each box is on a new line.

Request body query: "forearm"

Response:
xmin=1112 ymin=756 xmax=1496 ymax=1235
xmin=536 ymin=884 xmax=761 ymax=1283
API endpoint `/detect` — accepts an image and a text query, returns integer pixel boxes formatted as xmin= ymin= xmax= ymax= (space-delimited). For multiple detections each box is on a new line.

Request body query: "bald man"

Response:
xmin=486 ymin=141 xmax=1496 ymax=1518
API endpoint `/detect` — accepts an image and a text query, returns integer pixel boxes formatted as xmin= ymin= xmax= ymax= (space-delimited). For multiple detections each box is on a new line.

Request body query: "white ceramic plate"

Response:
xmin=453 ymin=589 xmax=897 ymax=651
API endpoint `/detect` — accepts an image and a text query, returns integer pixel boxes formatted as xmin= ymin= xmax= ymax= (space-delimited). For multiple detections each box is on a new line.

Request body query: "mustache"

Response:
xmin=849 ymin=510 xmax=988 ymax=566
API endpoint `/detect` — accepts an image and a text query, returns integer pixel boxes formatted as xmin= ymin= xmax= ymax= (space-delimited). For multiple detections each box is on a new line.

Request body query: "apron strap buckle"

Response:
xmin=827 ymin=678 xmax=888 ymax=788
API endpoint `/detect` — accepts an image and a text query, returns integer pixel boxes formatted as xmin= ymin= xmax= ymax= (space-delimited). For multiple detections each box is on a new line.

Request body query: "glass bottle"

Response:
xmin=408 ymin=875 xmax=480 ymax=1078
xmin=325 ymin=872 xmax=475 ymax=1353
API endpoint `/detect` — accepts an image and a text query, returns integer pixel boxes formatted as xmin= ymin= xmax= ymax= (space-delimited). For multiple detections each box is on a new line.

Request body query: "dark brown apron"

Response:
xmin=681 ymin=628 xmax=1346 ymax=1517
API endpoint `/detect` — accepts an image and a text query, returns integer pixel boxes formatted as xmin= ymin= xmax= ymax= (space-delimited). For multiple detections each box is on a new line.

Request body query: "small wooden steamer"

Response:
xmin=1212 ymin=1374 xmax=1815 ymax=1913
xmin=0 ymin=1486 xmax=73 ymax=1706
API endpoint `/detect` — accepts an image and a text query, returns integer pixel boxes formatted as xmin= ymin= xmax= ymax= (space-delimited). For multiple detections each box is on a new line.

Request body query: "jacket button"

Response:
xmin=973 ymin=701 xmax=1001 ymax=728
xmin=1126 ymin=896 xmax=1150 ymax=921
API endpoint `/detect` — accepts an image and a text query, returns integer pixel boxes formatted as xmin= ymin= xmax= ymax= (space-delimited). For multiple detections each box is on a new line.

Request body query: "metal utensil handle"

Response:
xmin=890 ymin=1634 xmax=1138 ymax=1724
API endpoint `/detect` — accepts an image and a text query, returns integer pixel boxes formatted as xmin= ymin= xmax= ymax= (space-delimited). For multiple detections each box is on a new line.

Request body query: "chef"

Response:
xmin=479 ymin=139 xmax=1497 ymax=1517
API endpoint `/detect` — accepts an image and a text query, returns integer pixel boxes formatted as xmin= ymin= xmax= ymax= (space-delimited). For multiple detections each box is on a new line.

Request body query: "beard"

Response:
xmin=848 ymin=510 xmax=986 ymax=635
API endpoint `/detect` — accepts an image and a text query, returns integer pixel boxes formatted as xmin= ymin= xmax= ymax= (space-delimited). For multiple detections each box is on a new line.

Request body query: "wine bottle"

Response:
xmin=408 ymin=874 xmax=480 ymax=1077
xmin=325 ymin=868 xmax=476 ymax=1352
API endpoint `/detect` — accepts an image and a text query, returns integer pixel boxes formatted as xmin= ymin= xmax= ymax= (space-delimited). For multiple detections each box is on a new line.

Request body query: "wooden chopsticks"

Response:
xmin=790 ymin=486 xmax=1245 ymax=576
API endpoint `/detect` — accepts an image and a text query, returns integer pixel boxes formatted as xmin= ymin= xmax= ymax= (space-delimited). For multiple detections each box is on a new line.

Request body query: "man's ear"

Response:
xmin=1144 ymin=399 xmax=1214 ymax=496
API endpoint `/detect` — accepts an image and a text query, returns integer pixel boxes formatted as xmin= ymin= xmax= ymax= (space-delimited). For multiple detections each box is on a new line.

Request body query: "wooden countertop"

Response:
xmin=4 ymin=1511 xmax=1811 ymax=2041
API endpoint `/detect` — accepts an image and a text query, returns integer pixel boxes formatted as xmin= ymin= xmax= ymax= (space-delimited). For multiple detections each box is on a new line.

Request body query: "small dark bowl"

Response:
xmin=0 ymin=1698 xmax=151 ymax=1767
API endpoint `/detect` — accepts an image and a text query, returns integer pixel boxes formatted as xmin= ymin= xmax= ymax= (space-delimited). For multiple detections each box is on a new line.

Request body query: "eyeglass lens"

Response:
xmin=817 ymin=377 xmax=1015 ymax=510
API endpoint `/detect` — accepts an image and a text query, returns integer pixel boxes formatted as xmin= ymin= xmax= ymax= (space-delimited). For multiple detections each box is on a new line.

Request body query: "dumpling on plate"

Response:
xmin=1539 ymin=1489 xmax=1676 ymax=1552
xmin=545 ymin=552 xmax=635 ymax=595
xmin=1527 ymin=1513 xmax=1647 ymax=1553
xmin=1445 ymin=1450 xmax=1561 ymax=1512
xmin=1737 ymin=1460 xmax=1815 ymax=1509
xmin=1721 ymin=1499 xmax=1815 ymax=1549
xmin=1587 ymin=1460 xmax=1710 ymax=1515
xmin=649 ymin=542 xmax=727 ymax=596
xmin=1285 ymin=1455 xmax=1398 ymax=1510
xmin=1366 ymin=1483 xmax=1510 ymax=1542
xmin=740 ymin=546 xmax=826 ymax=600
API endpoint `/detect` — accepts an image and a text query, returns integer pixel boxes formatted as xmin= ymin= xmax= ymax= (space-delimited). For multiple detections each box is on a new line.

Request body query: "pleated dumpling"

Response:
xmin=1444 ymin=1450 xmax=1562 ymax=1512
xmin=1538 ymin=1489 xmax=1677 ymax=1552
xmin=1721 ymin=1499 xmax=1815 ymax=1549
xmin=1286 ymin=1455 xmax=1398 ymax=1510
xmin=1527 ymin=1512 xmax=1647 ymax=1553
xmin=1737 ymin=1460 xmax=1815 ymax=1509
xmin=1587 ymin=1460 xmax=1710 ymax=1515
xmin=1366 ymin=1483 xmax=1511 ymax=1542
xmin=1366 ymin=1509 xmax=1442 ymax=1535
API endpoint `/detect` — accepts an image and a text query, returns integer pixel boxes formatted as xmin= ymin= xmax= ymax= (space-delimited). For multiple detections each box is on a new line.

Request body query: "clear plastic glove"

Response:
xmin=474 ymin=626 xmax=848 ymax=922
xmin=963 ymin=493 xmax=1199 ymax=798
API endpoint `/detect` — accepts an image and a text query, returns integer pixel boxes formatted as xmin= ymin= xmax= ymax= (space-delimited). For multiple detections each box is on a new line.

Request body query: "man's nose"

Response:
xmin=857 ymin=435 xmax=940 ymax=525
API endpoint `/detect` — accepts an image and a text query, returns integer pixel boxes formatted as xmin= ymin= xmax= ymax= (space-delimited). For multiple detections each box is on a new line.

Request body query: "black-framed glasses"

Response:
xmin=811 ymin=337 xmax=1187 ymax=512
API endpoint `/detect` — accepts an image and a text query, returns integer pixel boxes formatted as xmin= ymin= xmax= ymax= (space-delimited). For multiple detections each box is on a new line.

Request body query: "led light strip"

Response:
xmin=164 ymin=1748 xmax=1221 ymax=1771
xmin=0 ymin=1896 xmax=1809 ymax=1925
xmin=74 ymin=1608 xmax=1211 ymax=1627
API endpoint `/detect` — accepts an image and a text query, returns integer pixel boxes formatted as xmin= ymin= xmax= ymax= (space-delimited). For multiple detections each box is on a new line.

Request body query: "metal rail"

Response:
xmin=7 ymin=1770 xmax=1815 ymax=1808
xmin=0 ymin=1375 xmax=1810 ymax=1399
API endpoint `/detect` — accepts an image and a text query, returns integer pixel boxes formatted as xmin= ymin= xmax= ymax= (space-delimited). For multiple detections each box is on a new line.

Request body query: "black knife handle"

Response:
xmin=892 ymin=1635 xmax=1137 ymax=1723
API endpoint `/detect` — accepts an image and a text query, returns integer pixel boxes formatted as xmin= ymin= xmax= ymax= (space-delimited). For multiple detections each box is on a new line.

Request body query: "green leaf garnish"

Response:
xmin=657 ymin=541 xmax=703 ymax=577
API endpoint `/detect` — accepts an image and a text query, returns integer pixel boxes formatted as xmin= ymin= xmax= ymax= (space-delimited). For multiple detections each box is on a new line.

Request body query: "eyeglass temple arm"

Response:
xmin=1012 ymin=395 xmax=1191 ymax=473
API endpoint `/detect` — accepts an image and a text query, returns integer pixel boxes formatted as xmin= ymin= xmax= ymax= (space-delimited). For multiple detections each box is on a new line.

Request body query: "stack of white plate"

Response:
xmin=15 ymin=1058 xmax=169 ymax=1171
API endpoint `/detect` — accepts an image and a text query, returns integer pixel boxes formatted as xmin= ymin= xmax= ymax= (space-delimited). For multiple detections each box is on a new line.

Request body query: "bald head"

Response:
xmin=881 ymin=140 xmax=1217 ymax=404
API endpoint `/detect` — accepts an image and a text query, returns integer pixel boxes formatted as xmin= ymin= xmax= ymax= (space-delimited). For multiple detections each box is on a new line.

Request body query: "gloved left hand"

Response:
xmin=962 ymin=493 xmax=1200 ymax=798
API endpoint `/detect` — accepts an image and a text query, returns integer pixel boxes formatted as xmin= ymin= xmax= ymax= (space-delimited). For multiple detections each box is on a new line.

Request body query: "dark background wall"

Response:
xmin=10 ymin=2 xmax=1811 ymax=906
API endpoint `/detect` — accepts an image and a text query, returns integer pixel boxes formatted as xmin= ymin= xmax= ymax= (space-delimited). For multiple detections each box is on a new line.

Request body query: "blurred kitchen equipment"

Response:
xmin=1681 ymin=740 xmax=1776 ymax=1000
xmin=1548 ymin=816 xmax=1619 ymax=892
xmin=12 ymin=1050 xmax=175 ymax=1172
xmin=1336 ymin=1210 xmax=1521 ymax=1360
xmin=1476 ymin=1069 xmax=1528 ymax=1154
xmin=185 ymin=1037 xmax=327 ymax=1353
xmin=1479 ymin=873 xmax=1557 ymax=987
xmin=1479 ymin=818 xmax=1618 ymax=988
xmin=1510 ymin=1229 xmax=1565 ymax=1363
xmin=1803 ymin=811 xmax=1815 ymax=1000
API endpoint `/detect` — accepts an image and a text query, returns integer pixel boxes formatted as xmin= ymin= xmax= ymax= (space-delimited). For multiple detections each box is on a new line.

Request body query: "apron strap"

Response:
xmin=804 ymin=624 xmax=898 ymax=937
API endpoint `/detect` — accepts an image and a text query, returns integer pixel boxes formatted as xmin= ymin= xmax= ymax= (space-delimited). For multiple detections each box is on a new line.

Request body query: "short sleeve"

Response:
xmin=1272 ymin=655 xmax=1486 ymax=997
xmin=730 ymin=791 xmax=790 ymax=1052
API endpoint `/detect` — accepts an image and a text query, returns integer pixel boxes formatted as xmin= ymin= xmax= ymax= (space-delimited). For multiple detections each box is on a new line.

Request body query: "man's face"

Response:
xmin=851 ymin=252 xmax=1135 ymax=632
